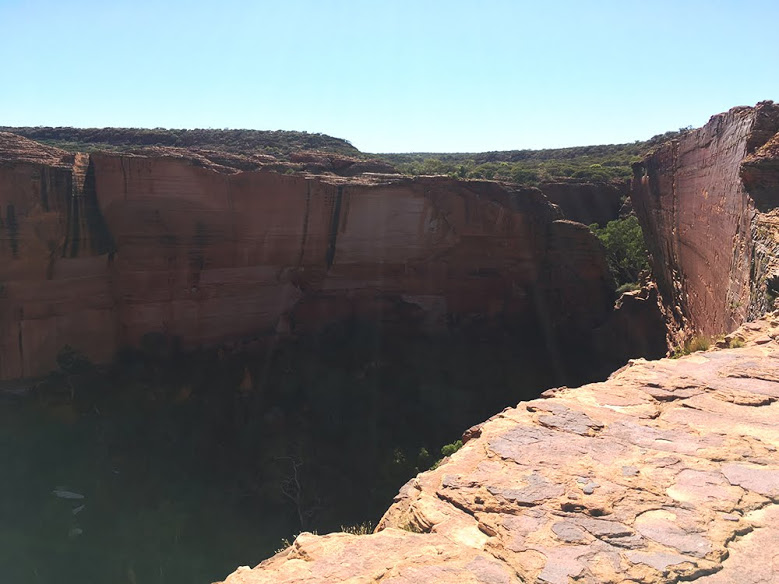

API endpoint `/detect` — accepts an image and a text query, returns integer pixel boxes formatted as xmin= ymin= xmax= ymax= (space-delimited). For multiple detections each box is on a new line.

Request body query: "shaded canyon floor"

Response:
xmin=0 ymin=319 xmax=608 ymax=584
xmin=220 ymin=314 xmax=779 ymax=584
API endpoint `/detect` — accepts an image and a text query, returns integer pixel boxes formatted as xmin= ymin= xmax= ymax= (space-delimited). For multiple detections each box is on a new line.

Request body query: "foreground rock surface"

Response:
xmin=220 ymin=314 xmax=779 ymax=583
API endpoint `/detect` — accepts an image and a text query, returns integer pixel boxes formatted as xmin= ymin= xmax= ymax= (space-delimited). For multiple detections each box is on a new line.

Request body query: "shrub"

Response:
xmin=727 ymin=337 xmax=745 ymax=349
xmin=590 ymin=216 xmax=649 ymax=288
xmin=671 ymin=335 xmax=711 ymax=358
xmin=686 ymin=336 xmax=711 ymax=353
xmin=428 ymin=439 xmax=465 ymax=471
xmin=510 ymin=168 xmax=540 ymax=184
xmin=341 ymin=522 xmax=374 ymax=535
xmin=416 ymin=447 xmax=433 ymax=471
xmin=440 ymin=439 xmax=463 ymax=458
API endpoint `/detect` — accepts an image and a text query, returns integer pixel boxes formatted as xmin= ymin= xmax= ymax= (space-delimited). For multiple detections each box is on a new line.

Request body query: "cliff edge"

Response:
xmin=219 ymin=313 xmax=779 ymax=583
xmin=0 ymin=135 xmax=621 ymax=380
xmin=631 ymin=101 xmax=779 ymax=339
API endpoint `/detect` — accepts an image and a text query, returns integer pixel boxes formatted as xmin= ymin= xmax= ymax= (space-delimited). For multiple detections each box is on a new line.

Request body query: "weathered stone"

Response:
xmin=625 ymin=551 xmax=695 ymax=572
xmin=634 ymin=509 xmax=712 ymax=557
xmin=721 ymin=463 xmax=779 ymax=499
xmin=666 ymin=469 xmax=743 ymax=508
xmin=551 ymin=521 xmax=589 ymax=543
xmin=486 ymin=473 xmax=566 ymax=506
xmin=528 ymin=402 xmax=604 ymax=436
xmin=533 ymin=545 xmax=589 ymax=584
xmin=575 ymin=517 xmax=634 ymax=539
xmin=695 ymin=506 xmax=779 ymax=583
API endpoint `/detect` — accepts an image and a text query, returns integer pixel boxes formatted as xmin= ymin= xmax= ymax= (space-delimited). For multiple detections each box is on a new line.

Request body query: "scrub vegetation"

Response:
xmin=1 ymin=126 xmax=688 ymax=184
xmin=374 ymin=129 xmax=688 ymax=184
xmin=0 ymin=126 xmax=359 ymax=158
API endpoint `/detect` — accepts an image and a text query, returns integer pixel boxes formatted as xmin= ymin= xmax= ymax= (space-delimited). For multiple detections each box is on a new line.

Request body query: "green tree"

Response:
xmin=590 ymin=216 xmax=649 ymax=287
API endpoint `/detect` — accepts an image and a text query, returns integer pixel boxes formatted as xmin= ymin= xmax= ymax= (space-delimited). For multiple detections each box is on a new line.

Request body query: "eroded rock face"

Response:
xmin=0 ymin=136 xmax=615 ymax=379
xmin=592 ymin=283 xmax=669 ymax=373
xmin=219 ymin=313 xmax=779 ymax=584
xmin=631 ymin=101 xmax=779 ymax=337
xmin=539 ymin=180 xmax=627 ymax=227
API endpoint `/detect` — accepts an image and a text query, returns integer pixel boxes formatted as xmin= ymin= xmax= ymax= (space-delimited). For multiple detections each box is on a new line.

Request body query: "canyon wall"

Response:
xmin=539 ymin=180 xmax=627 ymax=227
xmin=0 ymin=134 xmax=617 ymax=379
xmin=631 ymin=101 xmax=779 ymax=338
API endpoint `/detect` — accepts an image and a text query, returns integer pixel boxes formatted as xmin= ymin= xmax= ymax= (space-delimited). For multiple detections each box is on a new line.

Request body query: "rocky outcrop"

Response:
xmin=0 ymin=133 xmax=74 ymax=166
xmin=631 ymin=101 xmax=779 ymax=338
xmin=0 ymin=134 xmax=615 ymax=379
xmin=219 ymin=313 xmax=779 ymax=584
xmin=539 ymin=180 xmax=627 ymax=227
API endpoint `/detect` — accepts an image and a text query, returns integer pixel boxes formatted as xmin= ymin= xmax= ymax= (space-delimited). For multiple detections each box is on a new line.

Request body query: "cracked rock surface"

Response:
xmin=218 ymin=314 xmax=779 ymax=583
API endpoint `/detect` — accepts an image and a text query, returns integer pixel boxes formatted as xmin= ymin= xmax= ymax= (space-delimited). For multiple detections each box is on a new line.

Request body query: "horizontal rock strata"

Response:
xmin=220 ymin=313 xmax=779 ymax=583
xmin=0 ymin=134 xmax=616 ymax=379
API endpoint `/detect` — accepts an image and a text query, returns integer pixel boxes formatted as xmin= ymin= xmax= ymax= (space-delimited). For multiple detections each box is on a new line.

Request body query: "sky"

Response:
xmin=1 ymin=0 xmax=777 ymax=152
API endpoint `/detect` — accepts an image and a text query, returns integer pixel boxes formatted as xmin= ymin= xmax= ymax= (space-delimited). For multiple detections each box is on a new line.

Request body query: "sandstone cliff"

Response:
xmin=539 ymin=180 xmax=627 ymax=227
xmin=219 ymin=313 xmax=779 ymax=584
xmin=0 ymin=134 xmax=616 ymax=379
xmin=631 ymin=101 xmax=779 ymax=338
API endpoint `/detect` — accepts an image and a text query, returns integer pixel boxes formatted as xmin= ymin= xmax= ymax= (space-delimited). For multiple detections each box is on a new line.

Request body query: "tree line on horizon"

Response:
xmin=1 ymin=125 xmax=690 ymax=185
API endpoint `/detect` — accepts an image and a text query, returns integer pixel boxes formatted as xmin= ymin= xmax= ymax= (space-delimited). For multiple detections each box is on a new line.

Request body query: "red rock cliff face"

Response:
xmin=0 ymin=137 xmax=614 ymax=379
xmin=631 ymin=102 xmax=779 ymax=338
xmin=0 ymin=137 xmax=117 ymax=379
xmin=539 ymin=180 xmax=627 ymax=227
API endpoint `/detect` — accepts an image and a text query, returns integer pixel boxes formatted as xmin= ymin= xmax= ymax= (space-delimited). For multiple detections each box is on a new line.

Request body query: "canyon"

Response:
xmin=216 ymin=102 xmax=779 ymax=583
xmin=2 ymin=101 xmax=778 ymax=584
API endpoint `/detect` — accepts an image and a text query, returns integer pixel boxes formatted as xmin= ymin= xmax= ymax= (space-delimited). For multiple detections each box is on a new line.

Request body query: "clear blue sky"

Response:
xmin=1 ymin=0 xmax=777 ymax=152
